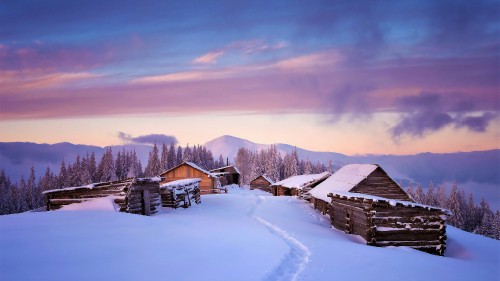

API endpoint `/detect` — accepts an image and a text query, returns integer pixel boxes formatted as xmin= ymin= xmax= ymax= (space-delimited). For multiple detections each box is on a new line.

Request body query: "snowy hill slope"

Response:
xmin=1 ymin=188 xmax=498 ymax=281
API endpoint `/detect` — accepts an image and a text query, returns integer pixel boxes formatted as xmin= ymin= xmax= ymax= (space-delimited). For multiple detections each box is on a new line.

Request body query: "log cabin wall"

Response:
xmin=326 ymin=194 xmax=447 ymax=256
xmin=126 ymin=182 xmax=161 ymax=215
xmin=46 ymin=180 xmax=131 ymax=211
xmin=250 ymin=176 xmax=272 ymax=192
xmin=160 ymin=164 xmax=215 ymax=194
xmin=350 ymin=168 xmax=414 ymax=202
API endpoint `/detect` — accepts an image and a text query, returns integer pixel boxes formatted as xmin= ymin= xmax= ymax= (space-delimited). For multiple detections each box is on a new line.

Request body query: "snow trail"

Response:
xmin=250 ymin=196 xmax=311 ymax=281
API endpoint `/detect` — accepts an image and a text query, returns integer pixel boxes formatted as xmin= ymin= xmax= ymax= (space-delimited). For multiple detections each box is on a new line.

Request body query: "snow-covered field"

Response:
xmin=0 ymin=186 xmax=498 ymax=281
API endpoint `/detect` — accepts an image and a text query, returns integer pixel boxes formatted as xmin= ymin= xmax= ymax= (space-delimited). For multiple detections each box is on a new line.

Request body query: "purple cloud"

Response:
xmin=390 ymin=92 xmax=498 ymax=138
xmin=456 ymin=113 xmax=497 ymax=132
xmin=118 ymin=132 xmax=177 ymax=145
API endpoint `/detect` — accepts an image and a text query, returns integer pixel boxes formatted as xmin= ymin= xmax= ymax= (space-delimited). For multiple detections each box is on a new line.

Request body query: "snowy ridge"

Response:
xmin=272 ymin=172 xmax=331 ymax=190
xmin=309 ymin=164 xmax=378 ymax=201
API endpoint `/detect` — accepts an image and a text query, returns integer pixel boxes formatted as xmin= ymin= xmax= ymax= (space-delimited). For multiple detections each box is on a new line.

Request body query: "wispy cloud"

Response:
xmin=118 ymin=132 xmax=178 ymax=145
xmin=192 ymin=51 xmax=225 ymax=64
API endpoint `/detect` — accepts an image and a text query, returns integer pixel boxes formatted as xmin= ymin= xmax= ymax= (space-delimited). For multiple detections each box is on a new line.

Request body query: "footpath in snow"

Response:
xmin=0 ymin=186 xmax=499 ymax=281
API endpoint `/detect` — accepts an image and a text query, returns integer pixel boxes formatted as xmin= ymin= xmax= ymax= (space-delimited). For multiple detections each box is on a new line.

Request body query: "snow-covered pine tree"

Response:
xmin=183 ymin=144 xmax=192 ymax=162
xmin=304 ymin=157 xmax=312 ymax=175
xmin=145 ymin=143 xmax=162 ymax=177
xmin=98 ymin=148 xmax=116 ymax=182
xmin=328 ymin=160 xmax=334 ymax=173
xmin=414 ymin=184 xmax=425 ymax=204
xmin=58 ymin=159 xmax=68 ymax=188
xmin=176 ymin=146 xmax=183 ymax=165
xmin=26 ymin=167 xmax=37 ymax=210
xmin=167 ymin=143 xmax=176 ymax=169
xmin=161 ymin=143 xmax=168 ymax=171
xmin=217 ymin=154 xmax=225 ymax=168
xmin=447 ymin=183 xmax=465 ymax=228
xmin=89 ymin=152 xmax=97 ymax=182
xmin=235 ymin=147 xmax=253 ymax=185
xmin=435 ymin=185 xmax=447 ymax=208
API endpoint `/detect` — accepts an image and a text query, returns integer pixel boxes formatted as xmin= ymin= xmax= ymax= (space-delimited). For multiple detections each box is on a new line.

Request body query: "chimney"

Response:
xmin=226 ymin=157 xmax=229 ymax=166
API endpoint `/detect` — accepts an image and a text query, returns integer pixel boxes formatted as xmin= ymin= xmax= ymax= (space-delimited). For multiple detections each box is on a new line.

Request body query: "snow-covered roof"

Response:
xmin=272 ymin=171 xmax=331 ymax=190
xmin=309 ymin=164 xmax=378 ymax=202
xmin=161 ymin=162 xmax=217 ymax=178
xmin=43 ymin=183 xmax=95 ymax=194
xmin=42 ymin=177 xmax=160 ymax=195
xmin=250 ymin=174 xmax=274 ymax=184
xmin=329 ymin=191 xmax=451 ymax=215
xmin=210 ymin=165 xmax=241 ymax=174
xmin=160 ymin=178 xmax=201 ymax=189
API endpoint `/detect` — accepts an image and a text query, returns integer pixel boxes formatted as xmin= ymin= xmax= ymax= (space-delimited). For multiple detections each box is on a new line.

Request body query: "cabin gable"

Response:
xmin=159 ymin=163 xmax=215 ymax=194
xmin=349 ymin=167 xmax=414 ymax=202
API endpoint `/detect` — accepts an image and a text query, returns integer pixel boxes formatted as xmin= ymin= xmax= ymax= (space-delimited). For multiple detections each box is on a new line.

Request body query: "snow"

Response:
xmin=1 ymin=187 xmax=498 ymax=281
xmin=309 ymin=164 xmax=378 ymax=201
xmin=61 ymin=196 xmax=120 ymax=212
xmin=272 ymin=172 xmax=330 ymax=190
xmin=42 ymin=183 xmax=95 ymax=194
xmin=328 ymin=191 xmax=450 ymax=214
xmin=251 ymin=174 xmax=274 ymax=184
xmin=183 ymin=161 xmax=217 ymax=177
xmin=211 ymin=165 xmax=241 ymax=175
xmin=160 ymin=178 xmax=201 ymax=189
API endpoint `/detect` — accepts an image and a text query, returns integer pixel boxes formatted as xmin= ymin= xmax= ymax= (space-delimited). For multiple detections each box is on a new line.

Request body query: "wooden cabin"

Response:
xmin=43 ymin=177 xmax=162 ymax=216
xmin=159 ymin=162 xmax=222 ymax=195
xmin=210 ymin=165 xmax=240 ymax=186
xmin=309 ymin=164 xmax=449 ymax=255
xmin=271 ymin=172 xmax=331 ymax=198
xmin=250 ymin=175 xmax=274 ymax=193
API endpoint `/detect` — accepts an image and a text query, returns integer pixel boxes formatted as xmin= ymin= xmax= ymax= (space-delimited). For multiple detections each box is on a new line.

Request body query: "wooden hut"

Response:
xmin=250 ymin=175 xmax=274 ymax=193
xmin=309 ymin=164 xmax=449 ymax=255
xmin=43 ymin=177 xmax=162 ymax=216
xmin=160 ymin=178 xmax=202 ymax=208
xmin=271 ymin=172 xmax=331 ymax=198
xmin=210 ymin=165 xmax=240 ymax=186
xmin=159 ymin=162 xmax=223 ymax=195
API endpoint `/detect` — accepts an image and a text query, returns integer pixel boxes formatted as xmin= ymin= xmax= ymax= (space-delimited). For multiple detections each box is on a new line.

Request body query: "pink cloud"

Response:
xmin=192 ymin=51 xmax=225 ymax=64
xmin=1 ymin=50 xmax=497 ymax=126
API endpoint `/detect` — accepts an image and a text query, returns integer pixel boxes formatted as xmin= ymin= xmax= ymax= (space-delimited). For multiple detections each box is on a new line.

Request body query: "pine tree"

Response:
xmin=218 ymin=154 xmax=225 ymax=168
xmin=58 ymin=159 xmax=68 ymax=188
xmin=167 ymin=143 xmax=176 ymax=169
xmin=304 ymin=157 xmax=312 ymax=174
xmin=414 ymin=184 xmax=425 ymax=204
xmin=26 ymin=167 xmax=37 ymax=210
xmin=18 ymin=176 xmax=28 ymax=212
xmin=183 ymin=144 xmax=192 ymax=162
xmin=89 ymin=152 xmax=97 ymax=182
xmin=328 ymin=160 xmax=334 ymax=173
xmin=161 ymin=143 xmax=168 ymax=171
xmin=176 ymin=146 xmax=183 ymax=165
xmin=447 ymin=184 xmax=465 ymax=228
xmin=145 ymin=143 xmax=162 ymax=177
xmin=423 ymin=182 xmax=437 ymax=206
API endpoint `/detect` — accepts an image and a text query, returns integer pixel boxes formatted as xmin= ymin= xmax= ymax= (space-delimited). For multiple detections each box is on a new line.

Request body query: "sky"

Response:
xmin=0 ymin=0 xmax=499 ymax=155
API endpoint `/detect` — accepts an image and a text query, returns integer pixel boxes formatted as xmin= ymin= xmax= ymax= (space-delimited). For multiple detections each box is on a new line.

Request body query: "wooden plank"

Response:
xmin=143 ymin=189 xmax=151 ymax=216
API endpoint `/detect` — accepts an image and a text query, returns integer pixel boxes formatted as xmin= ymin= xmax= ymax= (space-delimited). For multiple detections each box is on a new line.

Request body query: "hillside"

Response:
xmin=0 ymin=187 xmax=498 ymax=281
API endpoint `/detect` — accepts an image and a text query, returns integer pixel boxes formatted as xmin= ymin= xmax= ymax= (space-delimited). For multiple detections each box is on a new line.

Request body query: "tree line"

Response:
xmin=0 ymin=143 xmax=225 ymax=215
xmin=234 ymin=145 xmax=333 ymax=184
xmin=406 ymin=183 xmax=500 ymax=240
